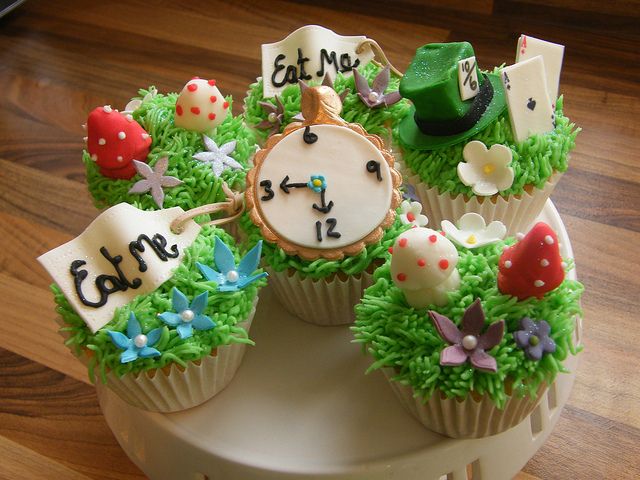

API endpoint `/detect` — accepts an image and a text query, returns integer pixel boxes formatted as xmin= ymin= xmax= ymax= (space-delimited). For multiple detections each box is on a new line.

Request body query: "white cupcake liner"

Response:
xmin=382 ymin=368 xmax=545 ymax=438
xmin=266 ymin=267 xmax=374 ymax=326
xmin=407 ymin=172 xmax=562 ymax=236
xmin=102 ymin=297 xmax=258 ymax=413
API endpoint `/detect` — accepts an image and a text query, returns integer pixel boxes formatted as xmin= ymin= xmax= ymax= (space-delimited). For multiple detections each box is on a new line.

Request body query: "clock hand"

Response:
xmin=312 ymin=189 xmax=334 ymax=214
xmin=279 ymin=175 xmax=309 ymax=194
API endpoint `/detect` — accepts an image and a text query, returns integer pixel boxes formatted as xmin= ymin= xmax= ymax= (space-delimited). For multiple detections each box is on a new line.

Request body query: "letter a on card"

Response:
xmin=516 ymin=34 xmax=564 ymax=106
xmin=501 ymin=56 xmax=555 ymax=143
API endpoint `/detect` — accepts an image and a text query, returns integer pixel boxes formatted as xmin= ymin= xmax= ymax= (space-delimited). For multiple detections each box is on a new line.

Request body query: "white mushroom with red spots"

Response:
xmin=174 ymin=78 xmax=229 ymax=133
xmin=390 ymin=227 xmax=460 ymax=308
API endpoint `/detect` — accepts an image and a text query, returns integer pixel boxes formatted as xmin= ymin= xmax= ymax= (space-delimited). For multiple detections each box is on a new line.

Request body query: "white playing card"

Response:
xmin=502 ymin=56 xmax=555 ymax=142
xmin=458 ymin=56 xmax=479 ymax=101
xmin=516 ymin=34 xmax=564 ymax=105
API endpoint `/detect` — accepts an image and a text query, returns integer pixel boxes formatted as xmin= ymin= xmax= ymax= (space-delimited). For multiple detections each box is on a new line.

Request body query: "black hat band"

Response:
xmin=414 ymin=74 xmax=494 ymax=137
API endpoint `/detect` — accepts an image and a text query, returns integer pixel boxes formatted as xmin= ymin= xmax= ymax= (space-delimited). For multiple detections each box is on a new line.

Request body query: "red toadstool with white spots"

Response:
xmin=174 ymin=78 xmax=229 ymax=133
xmin=86 ymin=105 xmax=152 ymax=179
xmin=498 ymin=222 xmax=565 ymax=300
xmin=390 ymin=227 xmax=460 ymax=308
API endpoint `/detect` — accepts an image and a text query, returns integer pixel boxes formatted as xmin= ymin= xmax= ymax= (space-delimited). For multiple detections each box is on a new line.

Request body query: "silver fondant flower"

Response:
xmin=128 ymin=157 xmax=182 ymax=208
xmin=193 ymin=135 xmax=242 ymax=178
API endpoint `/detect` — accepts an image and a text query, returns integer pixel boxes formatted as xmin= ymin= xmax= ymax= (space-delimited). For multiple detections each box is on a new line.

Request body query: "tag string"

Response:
xmin=170 ymin=182 xmax=245 ymax=234
xmin=356 ymin=39 xmax=403 ymax=78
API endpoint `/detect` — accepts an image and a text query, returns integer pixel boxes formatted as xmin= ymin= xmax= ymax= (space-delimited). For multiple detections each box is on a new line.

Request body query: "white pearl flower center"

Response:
xmin=368 ymin=91 xmax=379 ymax=102
xmin=134 ymin=334 xmax=148 ymax=348
xmin=226 ymin=270 xmax=239 ymax=283
xmin=268 ymin=112 xmax=278 ymax=123
xmin=181 ymin=309 xmax=195 ymax=322
xmin=462 ymin=335 xmax=478 ymax=350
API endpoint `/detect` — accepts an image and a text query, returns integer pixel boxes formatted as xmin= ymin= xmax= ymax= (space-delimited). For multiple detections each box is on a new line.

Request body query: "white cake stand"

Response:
xmin=97 ymin=201 xmax=581 ymax=480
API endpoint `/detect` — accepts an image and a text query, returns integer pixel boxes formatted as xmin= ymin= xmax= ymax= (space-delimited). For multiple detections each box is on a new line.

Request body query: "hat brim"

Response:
xmin=398 ymin=73 xmax=506 ymax=151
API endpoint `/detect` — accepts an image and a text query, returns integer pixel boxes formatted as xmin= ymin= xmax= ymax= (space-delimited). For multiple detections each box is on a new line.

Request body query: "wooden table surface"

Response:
xmin=1 ymin=1 xmax=639 ymax=478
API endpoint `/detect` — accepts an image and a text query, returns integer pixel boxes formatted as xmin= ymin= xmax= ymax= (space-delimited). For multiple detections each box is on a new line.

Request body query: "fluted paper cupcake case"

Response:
xmin=407 ymin=171 xmax=562 ymax=236
xmin=100 ymin=297 xmax=258 ymax=413
xmin=382 ymin=368 xmax=546 ymax=438
xmin=266 ymin=268 xmax=374 ymax=326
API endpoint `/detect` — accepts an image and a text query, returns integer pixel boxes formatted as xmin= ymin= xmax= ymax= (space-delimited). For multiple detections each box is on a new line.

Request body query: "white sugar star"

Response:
xmin=192 ymin=135 xmax=242 ymax=178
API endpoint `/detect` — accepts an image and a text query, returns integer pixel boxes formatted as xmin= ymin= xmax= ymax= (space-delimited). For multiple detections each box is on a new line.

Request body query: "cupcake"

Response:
xmin=353 ymin=219 xmax=583 ymax=437
xmin=395 ymin=42 xmax=579 ymax=235
xmin=244 ymin=26 xmax=410 ymax=148
xmin=242 ymin=85 xmax=407 ymax=326
xmin=84 ymin=79 xmax=257 ymax=217
xmin=47 ymin=225 xmax=267 ymax=412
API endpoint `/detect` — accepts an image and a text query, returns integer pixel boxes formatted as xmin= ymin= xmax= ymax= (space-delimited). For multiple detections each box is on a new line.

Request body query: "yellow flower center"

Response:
xmin=312 ymin=179 xmax=323 ymax=187
xmin=466 ymin=234 xmax=477 ymax=244
xmin=483 ymin=163 xmax=496 ymax=175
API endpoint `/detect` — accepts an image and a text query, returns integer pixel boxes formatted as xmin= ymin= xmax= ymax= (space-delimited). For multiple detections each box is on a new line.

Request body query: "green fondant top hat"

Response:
xmin=398 ymin=42 xmax=506 ymax=150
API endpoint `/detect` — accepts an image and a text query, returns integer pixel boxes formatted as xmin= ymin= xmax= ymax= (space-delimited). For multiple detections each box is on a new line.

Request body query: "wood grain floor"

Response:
xmin=1 ymin=1 xmax=639 ymax=478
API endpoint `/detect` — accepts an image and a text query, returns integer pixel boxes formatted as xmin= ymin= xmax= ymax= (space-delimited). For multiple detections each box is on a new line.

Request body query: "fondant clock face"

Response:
xmin=249 ymin=123 xmax=398 ymax=258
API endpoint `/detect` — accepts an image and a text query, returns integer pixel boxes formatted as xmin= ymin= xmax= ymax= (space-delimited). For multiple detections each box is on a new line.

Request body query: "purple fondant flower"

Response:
xmin=353 ymin=66 xmax=401 ymax=109
xmin=514 ymin=318 xmax=556 ymax=361
xmin=256 ymin=96 xmax=285 ymax=136
xmin=429 ymin=299 xmax=505 ymax=373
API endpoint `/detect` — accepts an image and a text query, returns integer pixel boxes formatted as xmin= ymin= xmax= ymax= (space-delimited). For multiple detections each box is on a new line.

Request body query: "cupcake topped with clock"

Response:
xmin=241 ymin=84 xmax=408 ymax=326
xmin=244 ymin=25 xmax=411 ymax=147
xmin=84 ymin=77 xmax=257 ymax=214
xmin=394 ymin=38 xmax=579 ymax=235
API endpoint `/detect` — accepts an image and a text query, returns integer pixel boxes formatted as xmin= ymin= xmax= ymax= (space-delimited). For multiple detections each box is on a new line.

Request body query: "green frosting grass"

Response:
xmin=85 ymin=88 xmax=257 ymax=211
xmin=240 ymin=212 xmax=411 ymax=280
xmin=244 ymin=63 xmax=412 ymax=143
xmin=53 ymin=226 xmax=266 ymax=383
xmin=353 ymin=238 xmax=583 ymax=409
xmin=396 ymin=97 xmax=580 ymax=197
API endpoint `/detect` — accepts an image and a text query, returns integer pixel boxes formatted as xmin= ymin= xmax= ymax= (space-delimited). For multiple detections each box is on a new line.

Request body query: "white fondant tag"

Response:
xmin=38 ymin=203 xmax=201 ymax=333
xmin=502 ymin=56 xmax=555 ymax=142
xmin=516 ymin=34 xmax=564 ymax=105
xmin=457 ymin=56 xmax=479 ymax=101
xmin=261 ymin=25 xmax=374 ymax=98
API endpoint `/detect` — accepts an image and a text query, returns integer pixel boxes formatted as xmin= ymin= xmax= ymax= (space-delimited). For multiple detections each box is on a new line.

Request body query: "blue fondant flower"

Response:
xmin=307 ymin=175 xmax=326 ymax=193
xmin=107 ymin=313 xmax=162 ymax=364
xmin=158 ymin=288 xmax=215 ymax=339
xmin=197 ymin=237 xmax=268 ymax=292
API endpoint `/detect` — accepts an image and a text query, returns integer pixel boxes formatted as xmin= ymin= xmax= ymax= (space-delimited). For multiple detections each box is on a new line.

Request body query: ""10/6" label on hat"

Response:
xmin=38 ymin=203 xmax=201 ymax=333
xmin=261 ymin=25 xmax=374 ymax=98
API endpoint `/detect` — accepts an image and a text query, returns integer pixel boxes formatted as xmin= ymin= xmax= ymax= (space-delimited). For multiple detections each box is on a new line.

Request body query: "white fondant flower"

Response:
xmin=399 ymin=200 xmax=428 ymax=227
xmin=457 ymin=141 xmax=514 ymax=196
xmin=442 ymin=213 xmax=507 ymax=249
xmin=192 ymin=135 xmax=242 ymax=177
xmin=123 ymin=86 xmax=158 ymax=114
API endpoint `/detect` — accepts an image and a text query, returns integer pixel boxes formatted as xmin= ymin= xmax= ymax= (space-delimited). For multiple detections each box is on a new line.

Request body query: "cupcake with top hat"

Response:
xmin=395 ymin=42 xmax=578 ymax=235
